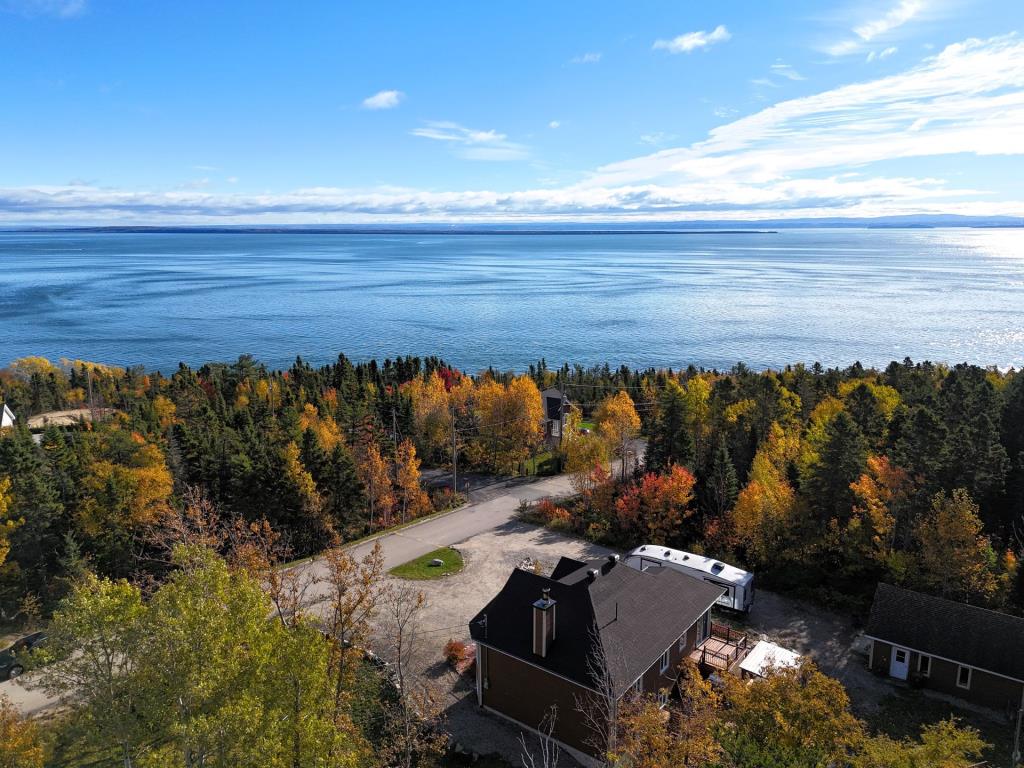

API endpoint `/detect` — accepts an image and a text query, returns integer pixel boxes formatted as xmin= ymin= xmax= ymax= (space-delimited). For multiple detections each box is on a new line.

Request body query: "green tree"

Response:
xmin=646 ymin=380 xmax=695 ymax=473
xmin=804 ymin=411 xmax=867 ymax=523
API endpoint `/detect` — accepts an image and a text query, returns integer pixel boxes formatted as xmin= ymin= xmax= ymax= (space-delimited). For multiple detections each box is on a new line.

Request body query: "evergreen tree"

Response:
xmin=646 ymin=380 xmax=695 ymax=472
xmin=704 ymin=434 xmax=739 ymax=520
xmin=804 ymin=411 xmax=867 ymax=523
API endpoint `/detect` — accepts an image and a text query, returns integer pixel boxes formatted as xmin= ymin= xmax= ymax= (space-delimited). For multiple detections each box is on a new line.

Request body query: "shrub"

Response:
xmin=443 ymin=639 xmax=475 ymax=674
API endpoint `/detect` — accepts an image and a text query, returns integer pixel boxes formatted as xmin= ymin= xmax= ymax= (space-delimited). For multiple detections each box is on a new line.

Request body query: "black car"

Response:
xmin=0 ymin=631 xmax=47 ymax=681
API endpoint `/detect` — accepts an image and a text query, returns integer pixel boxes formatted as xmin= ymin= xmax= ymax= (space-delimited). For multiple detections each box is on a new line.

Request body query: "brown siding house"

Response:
xmin=865 ymin=583 xmax=1024 ymax=715
xmin=469 ymin=554 xmax=723 ymax=764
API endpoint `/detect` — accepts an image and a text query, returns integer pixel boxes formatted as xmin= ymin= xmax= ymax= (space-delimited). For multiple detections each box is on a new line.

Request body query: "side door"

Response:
xmin=889 ymin=646 xmax=910 ymax=680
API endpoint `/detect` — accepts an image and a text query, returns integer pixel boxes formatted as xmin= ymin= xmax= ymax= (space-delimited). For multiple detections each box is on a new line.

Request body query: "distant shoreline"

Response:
xmin=6 ymin=226 xmax=780 ymax=236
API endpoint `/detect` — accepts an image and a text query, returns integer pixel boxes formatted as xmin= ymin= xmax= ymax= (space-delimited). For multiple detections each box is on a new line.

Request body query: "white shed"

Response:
xmin=739 ymin=640 xmax=801 ymax=679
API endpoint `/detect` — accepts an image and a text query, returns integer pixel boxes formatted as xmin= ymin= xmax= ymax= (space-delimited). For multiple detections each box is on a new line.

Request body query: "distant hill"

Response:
xmin=5 ymin=214 xmax=1023 ymax=234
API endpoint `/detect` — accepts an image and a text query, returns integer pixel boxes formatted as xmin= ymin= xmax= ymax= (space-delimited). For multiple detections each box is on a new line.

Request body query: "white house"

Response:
xmin=0 ymin=403 xmax=14 ymax=429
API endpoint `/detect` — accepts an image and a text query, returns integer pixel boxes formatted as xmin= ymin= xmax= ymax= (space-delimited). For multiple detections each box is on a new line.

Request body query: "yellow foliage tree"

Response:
xmin=731 ymin=423 xmax=803 ymax=568
xmin=406 ymin=372 xmax=451 ymax=462
xmin=595 ymin=391 xmax=641 ymax=481
xmin=0 ymin=694 xmax=44 ymax=768
xmin=394 ymin=439 xmax=428 ymax=524
xmin=357 ymin=443 xmax=395 ymax=528
xmin=914 ymin=489 xmax=999 ymax=603
xmin=0 ymin=477 xmax=21 ymax=569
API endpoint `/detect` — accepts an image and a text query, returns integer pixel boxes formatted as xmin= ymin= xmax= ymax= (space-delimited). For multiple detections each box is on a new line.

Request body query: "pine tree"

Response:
xmin=704 ymin=434 xmax=739 ymax=520
xmin=805 ymin=411 xmax=867 ymax=523
xmin=647 ymin=380 xmax=695 ymax=472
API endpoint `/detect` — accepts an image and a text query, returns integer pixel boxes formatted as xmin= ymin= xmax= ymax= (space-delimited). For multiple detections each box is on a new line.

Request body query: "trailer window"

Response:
xmin=957 ymin=665 xmax=972 ymax=689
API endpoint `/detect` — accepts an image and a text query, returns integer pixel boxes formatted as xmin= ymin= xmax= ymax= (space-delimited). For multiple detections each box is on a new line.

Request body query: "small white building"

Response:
xmin=0 ymin=403 xmax=14 ymax=429
xmin=739 ymin=640 xmax=801 ymax=680
xmin=624 ymin=545 xmax=755 ymax=612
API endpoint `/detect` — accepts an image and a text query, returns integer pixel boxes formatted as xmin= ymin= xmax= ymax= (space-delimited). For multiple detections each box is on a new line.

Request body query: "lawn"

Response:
xmin=389 ymin=547 xmax=464 ymax=580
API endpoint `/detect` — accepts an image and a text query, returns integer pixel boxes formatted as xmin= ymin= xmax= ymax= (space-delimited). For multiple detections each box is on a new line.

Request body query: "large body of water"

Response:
xmin=2 ymin=228 xmax=1023 ymax=373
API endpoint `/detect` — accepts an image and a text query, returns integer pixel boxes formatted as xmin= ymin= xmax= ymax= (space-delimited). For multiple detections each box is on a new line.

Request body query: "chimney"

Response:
xmin=532 ymin=587 xmax=557 ymax=657
xmin=607 ymin=554 xmax=620 ymax=566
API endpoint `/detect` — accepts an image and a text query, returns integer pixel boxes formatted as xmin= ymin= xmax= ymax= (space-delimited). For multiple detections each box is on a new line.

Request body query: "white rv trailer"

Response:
xmin=624 ymin=545 xmax=755 ymax=612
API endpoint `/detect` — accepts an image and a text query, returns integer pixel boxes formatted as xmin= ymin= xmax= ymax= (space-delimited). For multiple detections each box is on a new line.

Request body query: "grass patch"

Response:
xmin=579 ymin=420 xmax=596 ymax=432
xmin=523 ymin=450 xmax=560 ymax=476
xmin=389 ymin=547 xmax=464 ymax=580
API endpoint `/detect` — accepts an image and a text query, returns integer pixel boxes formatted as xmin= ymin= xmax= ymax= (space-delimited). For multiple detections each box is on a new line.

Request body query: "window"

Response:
xmin=917 ymin=655 xmax=931 ymax=677
xmin=632 ymin=678 xmax=643 ymax=696
xmin=659 ymin=649 xmax=670 ymax=673
xmin=894 ymin=649 xmax=907 ymax=664
xmin=957 ymin=665 xmax=972 ymax=690
xmin=657 ymin=690 xmax=669 ymax=708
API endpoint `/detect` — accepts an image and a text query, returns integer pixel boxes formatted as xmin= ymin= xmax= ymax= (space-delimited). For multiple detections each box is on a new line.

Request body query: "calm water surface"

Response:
xmin=1 ymin=229 xmax=1023 ymax=372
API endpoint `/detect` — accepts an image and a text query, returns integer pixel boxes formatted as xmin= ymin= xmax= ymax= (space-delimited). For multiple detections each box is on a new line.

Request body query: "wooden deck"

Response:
xmin=689 ymin=623 xmax=749 ymax=672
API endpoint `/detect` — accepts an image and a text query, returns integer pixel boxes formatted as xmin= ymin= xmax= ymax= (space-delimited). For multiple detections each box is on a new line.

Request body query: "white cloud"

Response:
xmin=361 ymin=89 xmax=404 ymax=110
xmin=867 ymin=46 xmax=899 ymax=62
xmin=3 ymin=0 xmax=85 ymax=17
xmin=411 ymin=120 xmax=528 ymax=161
xmin=653 ymin=25 xmax=730 ymax=54
xmin=771 ymin=62 xmax=806 ymax=81
xmin=828 ymin=0 xmax=926 ymax=56
xmin=855 ymin=0 xmax=924 ymax=41
xmin=548 ymin=120 xmax=561 ymax=129
xmin=570 ymin=52 xmax=602 ymax=64
xmin=639 ymin=132 xmax=676 ymax=146
xmin=6 ymin=36 xmax=1024 ymax=223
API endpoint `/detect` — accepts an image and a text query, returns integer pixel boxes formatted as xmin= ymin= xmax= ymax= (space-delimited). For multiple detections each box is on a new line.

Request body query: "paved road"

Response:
xmin=298 ymin=472 xmax=577 ymax=603
xmin=0 ymin=672 xmax=60 ymax=716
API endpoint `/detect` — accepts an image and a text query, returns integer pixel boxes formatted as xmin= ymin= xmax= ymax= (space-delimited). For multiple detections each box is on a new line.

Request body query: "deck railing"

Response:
xmin=691 ymin=624 xmax=749 ymax=671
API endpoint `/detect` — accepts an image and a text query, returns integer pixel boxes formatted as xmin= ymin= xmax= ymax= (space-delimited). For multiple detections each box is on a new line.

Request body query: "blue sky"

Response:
xmin=2 ymin=0 xmax=1023 ymax=223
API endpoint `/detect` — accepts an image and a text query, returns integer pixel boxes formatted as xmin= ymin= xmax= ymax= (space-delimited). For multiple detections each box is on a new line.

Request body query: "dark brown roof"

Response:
xmin=469 ymin=555 xmax=723 ymax=696
xmin=865 ymin=583 xmax=1024 ymax=681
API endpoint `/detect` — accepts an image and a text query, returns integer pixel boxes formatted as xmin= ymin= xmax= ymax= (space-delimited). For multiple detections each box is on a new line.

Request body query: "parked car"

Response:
xmin=0 ymin=631 xmax=47 ymax=681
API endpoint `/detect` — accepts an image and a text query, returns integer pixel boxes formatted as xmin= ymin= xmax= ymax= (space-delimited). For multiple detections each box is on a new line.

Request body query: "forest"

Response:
xmin=1 ymin=352 xmax=1022 ymax=767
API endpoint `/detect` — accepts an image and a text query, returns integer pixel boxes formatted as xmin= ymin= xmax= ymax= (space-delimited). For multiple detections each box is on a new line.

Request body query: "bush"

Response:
xmin=443 ymin=639 xmax=475 ymax=674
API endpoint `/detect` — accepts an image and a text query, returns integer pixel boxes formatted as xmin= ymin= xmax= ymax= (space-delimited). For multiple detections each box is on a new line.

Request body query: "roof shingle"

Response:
xmin=865 ymin=583 xmax=1024 ymax=681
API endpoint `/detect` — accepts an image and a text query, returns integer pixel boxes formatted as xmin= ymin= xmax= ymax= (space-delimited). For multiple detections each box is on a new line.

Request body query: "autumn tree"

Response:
xmin=562 ymin=405 xmax=610 ymax=495
xmin=406 ymin=371 xmax=451 ymax=463
xmin=731 ymin=424 xmax=804 ymax=568
xmin=394 ymin=438 xmax=428 ymax=524
xmin=840 ymin=455 xmax=913 ymax=580
xmin=595 ymin=391 xmax=641 ymax=481
xmin=720 ymin=660 xmax=864 ymax=768
xmin=0 ymin=477 xmax=19 ymax=569
xmin=614 ymin=466 xmax=697 ymax=546
xmin=854 ymin=718 xmax=987 ymax=768
xmin=0 ymin=695 xmax=44 ymax=768
xmin=914 ymin=489 xmax=999 ymax=603
xmin=357 ymin=442 xmax=395 ymax=529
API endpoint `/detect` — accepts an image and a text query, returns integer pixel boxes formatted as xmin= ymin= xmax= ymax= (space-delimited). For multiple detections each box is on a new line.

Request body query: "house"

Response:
xmin=0 ymin=403 xmax=14 ymax=429
xmin=540 ymin=388 xmax=568 ymax=444
xmin=865 ymin=583 xmax=1024 ymax=713
xmin=468 ymin=553 xmax=725 ymax=764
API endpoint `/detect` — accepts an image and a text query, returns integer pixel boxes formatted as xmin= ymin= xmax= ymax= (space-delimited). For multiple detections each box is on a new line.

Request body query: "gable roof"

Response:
xmin=469 ymin=555 xmax=724 ymax=696
xmin=0 ymin=403 xmax=14 ymax=429
xmin=540 ymin=388 xmax=567 ymax=422
xmin=866 ymin=583 xmax=1024 ymax=681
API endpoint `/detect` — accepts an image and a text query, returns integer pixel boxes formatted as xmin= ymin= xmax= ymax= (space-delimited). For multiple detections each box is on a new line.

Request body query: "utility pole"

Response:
xmin=451 ymin=405 xmax=458 ymax=497
xmin=1013 ymin=686 xmax=1023 ymax=766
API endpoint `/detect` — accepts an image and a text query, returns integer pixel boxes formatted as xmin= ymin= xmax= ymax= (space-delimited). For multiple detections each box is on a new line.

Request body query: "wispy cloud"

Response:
xmin=827 ymin=0 xmax=925 ymax=56
xmin=639 ymin=132 xmax=676 ymax=146
xmin=3 ymin=0 xmax=85 ymax=17
xmin=410 ymin=120 xmax=528 ymax=161
xmin=770 ymin=62 xmax=806 ymax=81
xmin=548 ymin=120 xmax=561 ymax=129
xmin=5 ymin=36 xmax=1024 ymax=223
xmin=867 ymin=46 xmax=899 ymax=62
xmin=361 ymin=89 xmax=404 ymax=110
xmin=570 ymin=52 xmax=602 ymax=64
xmin=653 ymin=25 xmax=730 ymax=54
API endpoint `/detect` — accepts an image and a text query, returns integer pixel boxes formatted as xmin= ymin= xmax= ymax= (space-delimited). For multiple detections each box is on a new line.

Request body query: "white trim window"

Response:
xmin=632 ymin=677 xmax=643 ymax=696
xmin=917 ymin=655 xmax=931 ymax=677
xmin=659 ymin=649 xmax=670 ymax=674
xmin=657 ymin=690 xmax=669 ymax=708
xmin=957 ymin=665 xmax=972 ymax=690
